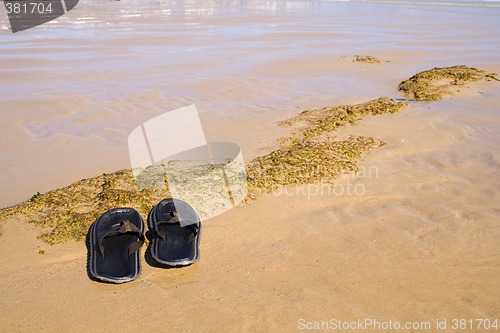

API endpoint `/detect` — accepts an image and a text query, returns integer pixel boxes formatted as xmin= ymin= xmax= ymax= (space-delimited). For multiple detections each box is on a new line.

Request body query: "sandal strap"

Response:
xmin=98 ymin=220 xmax=145 ymax=257
xmin=155 ymin=211 xmax=199 ymax=244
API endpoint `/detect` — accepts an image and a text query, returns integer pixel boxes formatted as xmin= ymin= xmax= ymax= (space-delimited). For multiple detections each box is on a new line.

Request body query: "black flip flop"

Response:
xmin=88 ymin=208 xmax=145 ymax=283
xmin=148 ymin=198 xmax=202 ymax=266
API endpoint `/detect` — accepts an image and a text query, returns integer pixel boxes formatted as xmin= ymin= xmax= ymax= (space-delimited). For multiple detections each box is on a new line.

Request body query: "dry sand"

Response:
xmin=1 ymin=1 xmax=500 ymax=332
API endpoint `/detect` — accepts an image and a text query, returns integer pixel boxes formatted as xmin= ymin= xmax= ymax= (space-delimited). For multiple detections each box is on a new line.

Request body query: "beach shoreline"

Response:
xmin=1 ymin=1 xmax=500 ymax=208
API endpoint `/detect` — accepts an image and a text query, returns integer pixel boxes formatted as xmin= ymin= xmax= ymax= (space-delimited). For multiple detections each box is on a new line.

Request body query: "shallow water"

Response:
xmin=0 ymin=0 xmax=499 ymax=207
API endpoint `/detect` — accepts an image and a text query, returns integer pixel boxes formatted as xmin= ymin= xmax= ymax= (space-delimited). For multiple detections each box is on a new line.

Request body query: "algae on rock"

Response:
xmin=398 ymin=65 xmax=497 ymax=101
xmin=0 ymin=98 xmax=408 ymax=244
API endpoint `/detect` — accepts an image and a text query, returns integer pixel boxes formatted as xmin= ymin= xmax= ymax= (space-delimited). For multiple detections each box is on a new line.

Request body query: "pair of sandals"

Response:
xmin=88 ymin=198 xmax=201 ymax=283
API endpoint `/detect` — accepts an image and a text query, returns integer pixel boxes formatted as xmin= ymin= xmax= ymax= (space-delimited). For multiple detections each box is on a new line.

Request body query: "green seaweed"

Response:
xmin=354 ymin=55 xmax=382 ymax=64
xmin=245 ymin=136 xmax=385 ymax=201
xmin=0 ymin=170 xmax=168 ymax=244
xmin=0 ymin=98 xmax=408 ymax=244
xmin=485 ymin=73 xmax=500 ymax=82
xmin=398 ymin=65 xmax=494 ymax=101
xmin=246 ymin=97 xmax=407 ymax=199
xmin=280 ymin=97 xmax=406 ymax=137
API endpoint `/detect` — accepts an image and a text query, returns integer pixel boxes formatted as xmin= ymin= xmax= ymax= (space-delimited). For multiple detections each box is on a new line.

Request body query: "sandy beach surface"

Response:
xmin=1 ymin=1 xmax=499 ymax=332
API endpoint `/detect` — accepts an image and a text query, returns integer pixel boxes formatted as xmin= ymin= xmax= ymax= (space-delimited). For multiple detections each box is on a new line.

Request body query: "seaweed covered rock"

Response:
xmin=0 ymin=98 xmax=408 ymax=244
xmin=280 ymin=97 xmax=408 ymax=138
xmin=398 ymin=65 xmax=498 ymax=101
xmin=354 ymin=55 xmax=382 ymax=64
xmin=0 ymin=170 xmax=168 ymax=244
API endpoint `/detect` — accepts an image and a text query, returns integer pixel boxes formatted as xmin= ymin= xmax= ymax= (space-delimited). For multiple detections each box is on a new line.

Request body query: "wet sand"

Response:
xmin=1 ymin=1 xmax=499 ymax=332
xmin=1 ymin=1 xmax=499 ymax=207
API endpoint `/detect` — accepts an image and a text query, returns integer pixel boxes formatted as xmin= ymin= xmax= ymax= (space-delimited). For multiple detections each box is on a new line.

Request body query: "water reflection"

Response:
xmin=1 ymin=0 xmax=497 ymax=33
xmin=83 ymin=0 xmax=319 ymax=18
xmin=0 ymin=0 xmax=321 ymax=34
